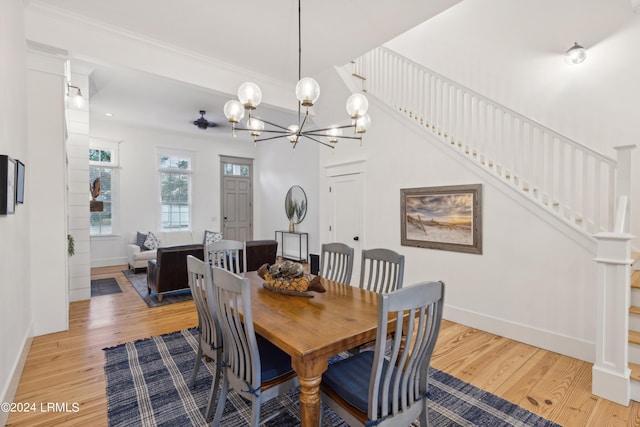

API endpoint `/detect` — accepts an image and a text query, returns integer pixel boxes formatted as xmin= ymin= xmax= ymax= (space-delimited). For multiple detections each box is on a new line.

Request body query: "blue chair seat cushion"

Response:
xmin=322 ymin=351 xmax=393 ymax=414
xmin=256 ymin=334 xmax=294 ymax=382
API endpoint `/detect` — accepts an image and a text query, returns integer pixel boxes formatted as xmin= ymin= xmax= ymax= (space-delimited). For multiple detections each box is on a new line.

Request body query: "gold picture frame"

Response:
xmin=400 ymin=184 xmax=482 ymax=254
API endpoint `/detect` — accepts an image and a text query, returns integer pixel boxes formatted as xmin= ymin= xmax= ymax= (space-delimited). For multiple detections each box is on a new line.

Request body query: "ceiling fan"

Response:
xmin=193 ymin=110 xmax=217 ymax=129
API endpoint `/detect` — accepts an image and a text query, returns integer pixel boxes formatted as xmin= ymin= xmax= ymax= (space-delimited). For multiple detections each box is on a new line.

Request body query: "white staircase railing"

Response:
xmin=353 ymin=46 xmax=627 ymax=234
xmin=352 ymin=46 xmax=637 ymax=406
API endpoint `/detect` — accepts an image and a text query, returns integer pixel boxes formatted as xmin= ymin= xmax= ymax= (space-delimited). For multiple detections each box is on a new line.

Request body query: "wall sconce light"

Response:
xmin=565 ymin=42 xmax=586 ymax=64
xmin=67 ymin=83 xmax=85 ymax=108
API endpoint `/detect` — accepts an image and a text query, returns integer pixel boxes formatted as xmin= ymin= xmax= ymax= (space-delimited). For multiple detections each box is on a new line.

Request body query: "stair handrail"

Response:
xmin=353 ymin=46 xmax=628 ymax=234
xmin=359 ymin=47 xmax=614 ymax=163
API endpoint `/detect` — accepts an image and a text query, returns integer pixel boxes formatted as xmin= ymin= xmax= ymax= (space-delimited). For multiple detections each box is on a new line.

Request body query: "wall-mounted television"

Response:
xmin=16 ymin=160 xmax=24 ymax=204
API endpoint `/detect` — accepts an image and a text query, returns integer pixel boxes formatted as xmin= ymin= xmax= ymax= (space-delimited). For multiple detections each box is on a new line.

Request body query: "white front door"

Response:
xmin=329 ymin=173 xmax=364 ymax=284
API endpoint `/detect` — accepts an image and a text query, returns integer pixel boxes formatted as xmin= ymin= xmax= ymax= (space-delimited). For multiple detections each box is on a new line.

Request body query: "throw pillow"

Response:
xmin=204 ymin=230 xmax=223 ymax=245
xmin=136 ymin=231 xmax=149 ymax=250
xmin=144 ymin=231 xmax=161 ymax=250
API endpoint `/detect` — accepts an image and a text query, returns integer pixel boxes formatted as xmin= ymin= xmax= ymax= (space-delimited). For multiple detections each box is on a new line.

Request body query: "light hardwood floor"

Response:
xmin=6 ymin=265 xmax=640 ymax=426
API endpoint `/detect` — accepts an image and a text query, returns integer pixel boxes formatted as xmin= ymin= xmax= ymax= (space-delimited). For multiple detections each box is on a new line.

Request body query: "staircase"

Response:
xmin=351 ymin=46 xmax=632 ymax=236
xmin=349 ymin=46 xmax=636 ymax=405
xmin=629 ymin=257 xmax=640 ymax=394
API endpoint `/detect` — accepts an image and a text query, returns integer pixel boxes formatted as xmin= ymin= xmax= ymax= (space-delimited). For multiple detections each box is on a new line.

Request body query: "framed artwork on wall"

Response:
xmin=400 ymin=184 xmax=482 ymax=254
xmin=0 ymin=155 xmax=16 ymax=215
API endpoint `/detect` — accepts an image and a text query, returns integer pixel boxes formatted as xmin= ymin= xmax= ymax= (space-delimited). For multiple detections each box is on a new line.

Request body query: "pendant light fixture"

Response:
xmin=565 ymin=42 xmax=587 ymax=64
xmin=223 ymin=0 xmax=371 ymax=149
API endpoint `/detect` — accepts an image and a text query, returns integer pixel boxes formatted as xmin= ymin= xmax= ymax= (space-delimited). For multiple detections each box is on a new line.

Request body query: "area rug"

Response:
xmin=104 ymin=329 xmax=561 ymax=427
xmin=122 ymin=270 xmax=192 ymax=308
xmin=91 ymin=278 xmax=123 ymax=297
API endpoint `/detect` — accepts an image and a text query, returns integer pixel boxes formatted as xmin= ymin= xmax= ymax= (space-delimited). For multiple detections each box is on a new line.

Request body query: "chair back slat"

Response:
xmin=212 ymin=266 xmax=260 ymax=394
xmin=187 ymin=256 xmax=222 ymax=353
xmin=369 ymin=281 xmax=444 ymax=422
xmin=319 ymin=242 xmax=354 ymax=284
xmin=359 ymin=248 xmax=405 ymax=293
xmin=206 ymin=240 xmax=247 ymax=275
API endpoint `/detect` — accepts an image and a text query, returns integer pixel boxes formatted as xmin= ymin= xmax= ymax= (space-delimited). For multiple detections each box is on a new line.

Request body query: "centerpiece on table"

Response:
xmin=258 ymin=261 xmax=325 ymax=297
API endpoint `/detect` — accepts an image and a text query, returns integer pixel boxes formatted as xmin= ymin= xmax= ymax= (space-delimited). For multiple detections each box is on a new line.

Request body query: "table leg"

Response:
xmin=292 ymin=358 xmax=328 ymax=427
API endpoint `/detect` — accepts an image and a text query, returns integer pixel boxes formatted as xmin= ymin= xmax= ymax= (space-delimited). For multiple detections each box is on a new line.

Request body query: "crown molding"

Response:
xmin=25 ymin=0 xmax=296 ymax=110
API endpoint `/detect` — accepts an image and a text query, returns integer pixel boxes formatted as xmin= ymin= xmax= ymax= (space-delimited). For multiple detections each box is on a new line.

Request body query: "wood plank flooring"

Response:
xmin=6 ymin=265 xmax=640 ymax=426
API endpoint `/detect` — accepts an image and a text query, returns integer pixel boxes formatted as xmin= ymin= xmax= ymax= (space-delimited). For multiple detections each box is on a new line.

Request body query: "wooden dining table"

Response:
xmin=245 ymin=270 xmax=381 ymax=427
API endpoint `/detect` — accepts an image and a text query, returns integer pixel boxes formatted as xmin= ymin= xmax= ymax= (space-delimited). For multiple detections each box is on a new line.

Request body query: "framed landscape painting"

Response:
xmin=400 ymin=184 xmax=482 ymax=254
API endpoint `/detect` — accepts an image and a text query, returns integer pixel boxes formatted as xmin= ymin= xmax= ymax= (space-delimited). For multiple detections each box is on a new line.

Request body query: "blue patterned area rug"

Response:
xmin=104 ymin=329 xmax=560 ymax=427
xmin=122 ymin=270 xmax=192 ymax=308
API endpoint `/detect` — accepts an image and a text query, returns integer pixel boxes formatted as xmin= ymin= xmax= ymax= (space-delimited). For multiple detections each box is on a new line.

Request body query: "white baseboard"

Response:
xmin=444 ymin=304 xmax=594 ymax=363
xmin=91 ymin=256 xmax=127 ymax=268
xmin=69 ymin=287 xmax=90 ymax=302
xmin=0 ymin=325 xmax=33 ymax=427
xmin=593 ymin=365 xmax=630 ymax=406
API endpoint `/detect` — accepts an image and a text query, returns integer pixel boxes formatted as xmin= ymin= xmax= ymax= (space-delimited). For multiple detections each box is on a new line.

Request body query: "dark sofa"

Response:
xmin=243 ymin=239 xmax=278 ymax=272
xmin=146 ymin=239 xmax=278 ymax=301
xmin=147 ymin=244 xmax=204 ymax=302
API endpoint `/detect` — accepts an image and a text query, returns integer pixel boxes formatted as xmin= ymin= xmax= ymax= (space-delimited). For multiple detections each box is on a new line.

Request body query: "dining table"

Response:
xmin=245 ymin=270 xmax=381 ymax=427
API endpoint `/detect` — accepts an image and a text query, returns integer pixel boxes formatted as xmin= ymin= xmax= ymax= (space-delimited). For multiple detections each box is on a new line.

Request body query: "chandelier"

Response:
xmin=222 ymin=0 xmax=371 ymax=149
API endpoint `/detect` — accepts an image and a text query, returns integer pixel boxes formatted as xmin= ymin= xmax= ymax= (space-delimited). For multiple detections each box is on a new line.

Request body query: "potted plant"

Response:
xmin=294 ymin=199 xmax=306 ymax=225
xmin=286 ymin=198 xmax=298 ymax=232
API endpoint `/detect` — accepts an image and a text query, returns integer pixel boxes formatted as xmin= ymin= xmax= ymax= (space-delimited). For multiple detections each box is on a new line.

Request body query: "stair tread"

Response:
xmin=630 ymin=330 xmax=640 ymax=345
xmin=631 ymin=363 xmax=640 ymax=381
xmin=630 ymin=306 xmax=640 ymax=315
xmin=632 ymin=270 xmax=640 ymax=289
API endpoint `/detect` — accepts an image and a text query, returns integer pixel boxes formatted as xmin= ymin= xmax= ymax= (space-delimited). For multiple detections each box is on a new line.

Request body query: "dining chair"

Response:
xmin=186 ymin=255 xmax=222 ymax=421
xmin=358 ymin=248 xmax=405 ymax=293
xmin=319 ymin=242 xmax=354 ymax=285
xmin=210 ymin=266 xmax=299 ymax=427
xmin=205 ymin=239 xmax=247 ymax=275
xmin=320 ymin=280 xmax=445 ymax=427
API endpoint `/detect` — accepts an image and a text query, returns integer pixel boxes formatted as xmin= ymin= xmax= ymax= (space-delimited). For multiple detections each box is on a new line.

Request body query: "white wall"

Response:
xmin=319 ymin=97 xmax=598 ymax=362
xmin=89 ymin=119 xmax=320 ymax=266
xmin=27 ymin=51 xmax=69 ymax=336
xmin=385 ymin=0 xmax=640 ymax=246
xmin=256 ymin=136 xmax=320 ymax=253
xmin=0 ymin=0 xmax=31 ymax=418
xmin=67 ymin=68 xmax=91 ymax=301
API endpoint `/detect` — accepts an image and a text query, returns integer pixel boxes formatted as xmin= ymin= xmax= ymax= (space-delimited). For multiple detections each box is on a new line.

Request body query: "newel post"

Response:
xmin=592 ymin=232 xmax=632 ymax=405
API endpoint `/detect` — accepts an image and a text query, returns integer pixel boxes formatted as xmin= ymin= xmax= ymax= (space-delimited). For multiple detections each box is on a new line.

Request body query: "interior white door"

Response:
xmin=329 ymin=173 xmax=364 ymax=285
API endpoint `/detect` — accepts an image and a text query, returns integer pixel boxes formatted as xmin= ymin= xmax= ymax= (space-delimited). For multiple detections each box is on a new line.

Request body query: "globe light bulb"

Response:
xmin=223 ymin=100 xmax=245 ymax=123
xmin=247 ymin=117 xmax=265 ymax=136
xmin=355 ymin=113 xmax=371 ymax=134
xmin=238 ymin=82 xmax=262 ymax=109
xmin=287 ymin=125 xmax=299 ymax=143
xmin=295 ymin=77 xmax=320 ymax=107
xmin=326 ymin=127 xmax=343 ymax=143
xmin=346 ymin=93 xmax=369 ymax=118
xmin=565 ymin=42 xmax=586 ymax=64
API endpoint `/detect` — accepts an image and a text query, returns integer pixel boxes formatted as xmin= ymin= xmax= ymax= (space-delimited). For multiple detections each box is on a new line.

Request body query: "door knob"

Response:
xmin=353 ymin=236 xmax=359 ymax=241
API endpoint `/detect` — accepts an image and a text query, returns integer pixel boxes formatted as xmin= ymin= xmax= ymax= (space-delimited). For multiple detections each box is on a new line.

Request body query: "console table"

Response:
xmin=275 ymin=230 xmax=309 ymax=262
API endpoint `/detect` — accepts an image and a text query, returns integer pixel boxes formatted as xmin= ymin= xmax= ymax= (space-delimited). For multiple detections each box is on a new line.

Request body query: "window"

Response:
xmin=223 ymin=162 xmax=250 ymax=176
xmin=159 ymin=152 xmax=192 ymax=231
xmin=89 ymin=147 xmax=117 ymax=236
